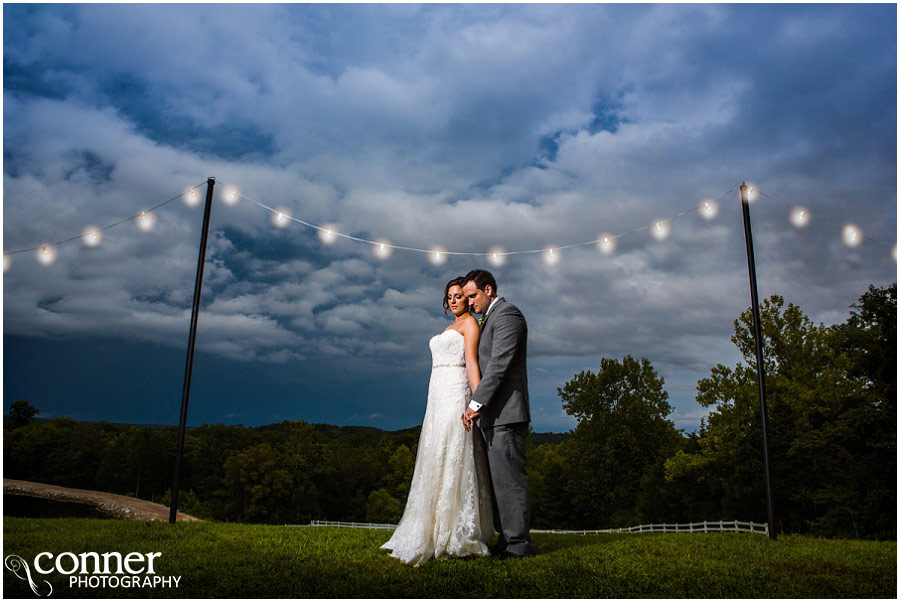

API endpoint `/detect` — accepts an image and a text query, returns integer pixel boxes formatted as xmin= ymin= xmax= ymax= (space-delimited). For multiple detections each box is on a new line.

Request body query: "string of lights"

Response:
xmin=754 ymin=189 xmax=895 ymax=257
xmin=4 ymin=181 xmax=208 ymax=270
xmin=3 ymin=180 xmax=896 ymax=272
xmin=241 ymin=189 xmax=731 ymax=267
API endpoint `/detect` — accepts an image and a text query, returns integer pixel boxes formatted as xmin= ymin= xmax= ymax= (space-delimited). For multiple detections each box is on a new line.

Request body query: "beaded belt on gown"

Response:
xmin=432 ymin=363 xmax=466 ymax=368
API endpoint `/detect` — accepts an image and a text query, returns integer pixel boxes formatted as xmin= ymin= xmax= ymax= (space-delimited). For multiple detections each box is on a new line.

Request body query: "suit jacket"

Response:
xmin=474 ymin=297 xmax=530 ymax=428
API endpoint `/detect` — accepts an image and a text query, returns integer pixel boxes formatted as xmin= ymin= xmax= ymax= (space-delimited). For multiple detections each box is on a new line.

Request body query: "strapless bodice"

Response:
xmin=429 ymin=329 xmax=466 ymax=367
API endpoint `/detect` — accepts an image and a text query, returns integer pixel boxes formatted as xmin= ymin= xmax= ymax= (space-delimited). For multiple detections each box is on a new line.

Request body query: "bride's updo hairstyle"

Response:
xmin=443 ymin=276 xmax=468 ymax=316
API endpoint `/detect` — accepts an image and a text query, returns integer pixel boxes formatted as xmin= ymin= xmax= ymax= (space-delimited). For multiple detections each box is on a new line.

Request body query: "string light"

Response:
xmin=487 ymin=246 xmax=507 ymax=267
xmin=650 ymin=220 xmax=671 ymax=241
xmin=4 ymin=182 xmax=207 ymax=268
xmin=699 ymin=199 xmax=719 ymax=221
xmin=756 ymin=187 xmax=894 ymax=260
xmin=789 ymin=206 xmax=810 ymax=228
xmin=542 ymin=246 xmax=561 ymax=266
xmin=241 ymin=188 xmax=735 ymax=262
xmin=318 ymin=224 xmax=339 ymax=245
xmin=272 ymin=207 xmax=292 ymax=228
xmin=184 ymin=188 xmax=201 ymax=208
xmin=5 ymin=182 xmax=894 ymax=274
xmin=842 ymin=224 xmax=862 ymax=248
xmin=597 ymin=233 xmax=616 ymax=255
xmin=428 ymin=246 xmax=447 ymax=265
xmin=374 ymin=238 xmax=392 ymax=260
xmin=83 ymin=227 xmax=102 ymax=247
xmin=137 ymin=211 xmax=156 ymax=232
xmin=223 ymin=186 xmax=240 ymax=207
xmin=744 ymin=183 xmax=759 ymax=204
xmin=36 ymin=244 xmax=57 ymax=266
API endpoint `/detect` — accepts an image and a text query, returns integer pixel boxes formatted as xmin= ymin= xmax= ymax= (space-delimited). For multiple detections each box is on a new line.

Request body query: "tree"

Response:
xmin=822 ymin=283 xmax=896 ymax=538
xmin=558 ymin=355 xmax=682 ymax=528
xmin=9 ymin=400 xmax=39 ymax=429
xmin=667 ymin=286 xmax=897 ymax=538
xmin=366 ymin=488 xmax=403 ymax=523
xmin=96 ymin=426 xmax=174 ymax=499
xmin=379 ymin=444 xmax=414 ymax=501
xmin=527 ymin=440 xmax=577 ymax=529
xmin=218 ymin=442 xmax=319 ymax=524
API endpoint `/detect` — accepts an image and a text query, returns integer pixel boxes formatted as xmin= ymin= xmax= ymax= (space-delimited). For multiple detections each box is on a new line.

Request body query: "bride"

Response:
xmin=380 ymin=276 xmax=494 ymax=566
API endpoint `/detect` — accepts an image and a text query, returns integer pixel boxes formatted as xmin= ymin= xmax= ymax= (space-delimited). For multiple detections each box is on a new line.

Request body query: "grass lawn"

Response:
xmin=3 ymin=518 xmax=895 ymax=598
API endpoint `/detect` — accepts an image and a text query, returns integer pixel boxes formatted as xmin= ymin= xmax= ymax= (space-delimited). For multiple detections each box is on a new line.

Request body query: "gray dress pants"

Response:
xmin=480 ymin=421 xmax=535 ymax=556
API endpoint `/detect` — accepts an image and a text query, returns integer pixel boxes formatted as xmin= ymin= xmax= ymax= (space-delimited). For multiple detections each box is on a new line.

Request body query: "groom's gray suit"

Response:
xmin=470 ymin=297 xmax=535 ymax=557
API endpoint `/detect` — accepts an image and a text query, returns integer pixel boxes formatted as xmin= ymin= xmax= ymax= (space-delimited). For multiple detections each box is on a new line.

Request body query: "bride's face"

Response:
xmin=446 ymin=285 xmax=469 ymax=317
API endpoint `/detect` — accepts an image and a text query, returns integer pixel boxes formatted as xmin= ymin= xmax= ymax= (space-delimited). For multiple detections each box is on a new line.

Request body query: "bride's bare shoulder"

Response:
xmin=459 ymin=314 xmax=480 ymax=336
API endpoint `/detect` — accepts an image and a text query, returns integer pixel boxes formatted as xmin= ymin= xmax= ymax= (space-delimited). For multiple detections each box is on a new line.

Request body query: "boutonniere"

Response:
xmin=478 ymin=315 xmax=487 ymax=329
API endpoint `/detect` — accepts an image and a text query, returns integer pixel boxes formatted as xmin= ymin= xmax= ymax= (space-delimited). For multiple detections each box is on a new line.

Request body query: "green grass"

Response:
xmin=3 ymin=518 xmax=895 ymax=598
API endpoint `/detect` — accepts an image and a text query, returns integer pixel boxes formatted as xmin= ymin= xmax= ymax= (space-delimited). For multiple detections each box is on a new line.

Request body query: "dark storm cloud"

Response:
xmin=4 ymin=4 xmax=896 ymax=431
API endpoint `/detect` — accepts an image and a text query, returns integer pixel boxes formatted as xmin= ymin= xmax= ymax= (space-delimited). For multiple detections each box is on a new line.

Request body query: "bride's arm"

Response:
xmin=461 ymin=317 xmax=481 ymax=393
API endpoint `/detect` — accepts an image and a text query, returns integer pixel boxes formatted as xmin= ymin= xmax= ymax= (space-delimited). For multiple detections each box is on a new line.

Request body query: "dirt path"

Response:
xmin=4 ymin=478 xmax=201 ymax=522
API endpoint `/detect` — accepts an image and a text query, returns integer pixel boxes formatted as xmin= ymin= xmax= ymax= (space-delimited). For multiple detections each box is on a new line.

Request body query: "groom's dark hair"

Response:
xmin=464 ymin=269 xmax=498 ymax=295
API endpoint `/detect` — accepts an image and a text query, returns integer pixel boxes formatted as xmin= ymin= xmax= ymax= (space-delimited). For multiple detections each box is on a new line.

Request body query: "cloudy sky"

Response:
xmin=3 ymin=4 xmax=896 ymax=433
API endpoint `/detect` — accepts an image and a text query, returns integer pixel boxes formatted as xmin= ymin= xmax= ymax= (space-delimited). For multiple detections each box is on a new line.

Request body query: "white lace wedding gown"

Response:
xmin=380 ymin=329 xmax=494 ymax=566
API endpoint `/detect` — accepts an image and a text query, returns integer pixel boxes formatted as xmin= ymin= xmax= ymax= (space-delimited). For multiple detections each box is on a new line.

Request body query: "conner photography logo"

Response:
xmin=5 ymin=551 xmax=181 ymax=597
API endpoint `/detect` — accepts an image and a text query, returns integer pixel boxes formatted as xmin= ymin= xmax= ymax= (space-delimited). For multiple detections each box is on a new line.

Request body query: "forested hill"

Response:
xmin=1 ymin=414 xmax=570 ymax=446
xmin=3 ymin=412 xmax=571 ymax=527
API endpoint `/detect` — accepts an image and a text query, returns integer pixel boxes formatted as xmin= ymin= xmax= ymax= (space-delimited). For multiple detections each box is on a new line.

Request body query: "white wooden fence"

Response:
xmin=531 ymin=520 xmax=768 ymax=535
xmin=305 ymin=520 xmax=398 ymax=530
xmin=296 ymin=519 xmax=768 ymax=536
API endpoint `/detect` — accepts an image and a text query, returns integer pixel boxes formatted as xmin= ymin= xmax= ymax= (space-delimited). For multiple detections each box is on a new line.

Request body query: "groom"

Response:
xmin=461 ymin=269 xmax=535 ymax=559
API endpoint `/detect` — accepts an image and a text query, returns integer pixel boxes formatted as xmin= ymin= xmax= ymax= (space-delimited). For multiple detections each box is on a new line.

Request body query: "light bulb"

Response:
xmin=137 ymin=211 xmax=156 ymax=231
xmin=596 ymin=233 xmax=616 ymax=255
xmin=318 ymin=224 xmax=339 ymax=245
xmin=184 ymin=188 xmax=201 ymax=208
xmin=842 ymin=224 xmax=862 ymax=248
xmin=223 ymin=187 xmax=240 ymax=206
xmin=651 ymin=220 xmax=671 ymax=241
xmin=374 ymin=239 xmax=392 ymax=260
xmin=428 ymin=246 xmax=447 ymax=265
xmin=790 ymin=206 xmax=810 ymax=228
xmin=83 ymin=227 xmax=102 ymax=247
xmin=699 ymin=199 xmax=719 ymax=220
xmin=272 ymin=207 xmax=291 ymax=228
xmin=744 ymin=182 xmax=759 ymax=204
xmin=36 ymin=244 xmax=57 ymax=266
xmin=487 ymin=246 xmax=507 ymax=267
xmin=542 ymin=246 xmax=561 ymax=266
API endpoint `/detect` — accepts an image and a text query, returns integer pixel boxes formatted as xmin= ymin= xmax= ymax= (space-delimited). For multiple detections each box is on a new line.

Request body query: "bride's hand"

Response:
xmin=462 ymin=408 xmax=480 ymax=432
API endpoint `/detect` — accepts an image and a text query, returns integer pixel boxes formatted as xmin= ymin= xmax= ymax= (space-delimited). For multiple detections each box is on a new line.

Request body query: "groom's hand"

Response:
xmin=462 ymin=408 xmax=481 ymax=432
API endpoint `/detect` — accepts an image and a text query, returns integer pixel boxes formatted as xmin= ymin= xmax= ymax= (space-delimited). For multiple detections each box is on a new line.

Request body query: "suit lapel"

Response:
xmin=482 ymin=297 xmax=505 ymax=330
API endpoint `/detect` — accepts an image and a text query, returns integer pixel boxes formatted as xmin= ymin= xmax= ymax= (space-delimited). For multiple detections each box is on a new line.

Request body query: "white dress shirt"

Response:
xmin=468 ymin=296 xmax=502 ymax=413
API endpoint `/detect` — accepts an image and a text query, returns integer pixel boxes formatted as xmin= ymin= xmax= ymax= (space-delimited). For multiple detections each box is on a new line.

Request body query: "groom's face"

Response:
xmin=462 ymin=281 xmax=493 ymax=315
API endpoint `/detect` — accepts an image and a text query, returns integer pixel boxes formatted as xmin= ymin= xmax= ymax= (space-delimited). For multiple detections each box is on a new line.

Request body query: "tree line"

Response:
xmin=5 ymin=283 xmax=894 ymax=540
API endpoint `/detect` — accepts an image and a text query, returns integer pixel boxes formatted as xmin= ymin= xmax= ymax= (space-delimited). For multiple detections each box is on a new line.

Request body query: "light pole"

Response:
xmin=739 ymin=181 xmax=777 ymax=541
xmin=169 ymin=177 xmax=216 ymax=524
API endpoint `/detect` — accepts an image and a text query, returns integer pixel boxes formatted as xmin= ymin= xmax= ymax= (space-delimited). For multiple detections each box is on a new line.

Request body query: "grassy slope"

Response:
xmin=3 ymin=518 xmax=895 ymax=598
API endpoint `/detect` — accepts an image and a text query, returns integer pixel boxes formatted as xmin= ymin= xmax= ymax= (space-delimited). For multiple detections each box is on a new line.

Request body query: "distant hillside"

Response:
xmin=3 ymin=415 xmax=570 ymax=443
xmin=2 ymin=415 xmax=173 ymax=429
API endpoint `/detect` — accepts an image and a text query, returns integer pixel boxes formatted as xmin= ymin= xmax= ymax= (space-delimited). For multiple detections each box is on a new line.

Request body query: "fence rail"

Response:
xmin=294 ymin=519 xmax=768 ymax=536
